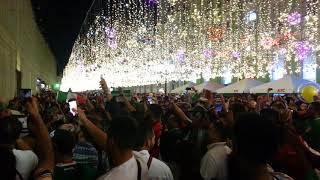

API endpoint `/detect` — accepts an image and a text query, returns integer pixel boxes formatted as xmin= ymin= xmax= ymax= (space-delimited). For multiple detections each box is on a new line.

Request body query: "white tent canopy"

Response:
xmin=216 ymin=79 xmax=264 ymax=93
xmin=171 ymin=82 xmax=195 ymax=94
xmin=194 ymin=81 xmax=223 ymax=93
xmin=250 ymin=75 xmax=316 ymax=93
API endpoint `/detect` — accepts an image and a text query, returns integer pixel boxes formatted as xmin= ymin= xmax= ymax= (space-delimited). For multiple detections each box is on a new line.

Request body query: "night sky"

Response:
xmin=31 ymin=0 xmax=94 ymax=75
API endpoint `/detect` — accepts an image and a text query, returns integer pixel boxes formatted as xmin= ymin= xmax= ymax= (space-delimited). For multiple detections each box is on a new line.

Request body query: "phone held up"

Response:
xmin=69 ymin=100 xmax=77 ymax=116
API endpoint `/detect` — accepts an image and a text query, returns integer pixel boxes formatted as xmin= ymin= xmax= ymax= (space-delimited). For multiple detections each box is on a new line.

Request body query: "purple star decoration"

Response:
xmin=278 ymin=48 xmax=287 ymax=55
xmin=105 ymin=27 xmax=117 ymax=49
xmin=295 ymin=41 xmax=312 ymax=60
xmin=108 ymin=39 xmax=117 ymax=49
xmin=232 ymin=51 xmax=241 ymax=59
xmin=176 ymin=49 xmax=185 ymax=62
xmin=288 ymin=12 xmax=302 ymax=26
xmin=203 ymin=49 xmax=213 ymax=59
xmin=146 ymin=0 xmax=157 ymax=7
xmin=105 ymin=27 xmax=116 ymax=38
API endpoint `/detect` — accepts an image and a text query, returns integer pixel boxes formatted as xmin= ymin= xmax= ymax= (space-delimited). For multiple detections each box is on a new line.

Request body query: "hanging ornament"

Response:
xmin=260 ymin=37 xmax=276 ymax=49
xmin=294 ymin=41 xmax=312 ymax=60
xmin=231 ymin=51 xmax=241 ymax=59
xmin=287 ymin=12 xmax=302 ymax=26
xmin=176 ymin=49 xmax=185 ymax=62
xmin=207 ymin=26 xmax=225 ymax=42
xmin=245 ymin=10 xmax=258 ymax=24
xmin=105 ymin=27 xmax=116 ymax=38
xmin=203 ymin=49 xmax=215 ymax=59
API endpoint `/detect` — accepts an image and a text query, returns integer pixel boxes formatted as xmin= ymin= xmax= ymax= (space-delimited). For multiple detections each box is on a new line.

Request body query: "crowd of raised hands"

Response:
xmin=1 ymin=78 xmax=320 ymax=180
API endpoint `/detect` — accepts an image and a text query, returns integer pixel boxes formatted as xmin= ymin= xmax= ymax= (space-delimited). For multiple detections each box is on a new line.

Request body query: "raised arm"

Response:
xmin=97 ymin=96 xmax=112 ymax=122
xmin=143 ymin=96 xmax=148 ymax=113
xmin=26 ymin=98 xmax=54 ymax=178
xmin=119 ymin=88 xmax=136 ymax=112
xmin=76 ymin=108 xmax=108 ymax=150
xmin=172 ymin=102 xmax=191 ymax=128
xmin=100 ymin=78 xmax=113 ymax=102
xmin=219 ymin=94 xmax=229 ymax=112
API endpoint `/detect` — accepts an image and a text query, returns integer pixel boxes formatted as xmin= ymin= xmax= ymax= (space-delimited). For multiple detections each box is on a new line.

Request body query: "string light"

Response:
xmin=60 ymin=0 xmax=320 ymax=91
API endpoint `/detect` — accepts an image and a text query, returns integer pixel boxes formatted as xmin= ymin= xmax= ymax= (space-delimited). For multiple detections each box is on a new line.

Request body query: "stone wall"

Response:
xmin=0 ymin=0 xmax=57 ymax=101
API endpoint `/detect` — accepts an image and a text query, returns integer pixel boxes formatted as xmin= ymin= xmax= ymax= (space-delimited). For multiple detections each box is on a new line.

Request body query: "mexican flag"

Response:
xmin=56 ymin=91 xmax=77 ymax=102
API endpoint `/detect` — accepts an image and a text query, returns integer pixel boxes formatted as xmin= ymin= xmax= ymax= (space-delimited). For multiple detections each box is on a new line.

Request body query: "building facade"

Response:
xmin=0 ymin=0 xmax=57 ymax=101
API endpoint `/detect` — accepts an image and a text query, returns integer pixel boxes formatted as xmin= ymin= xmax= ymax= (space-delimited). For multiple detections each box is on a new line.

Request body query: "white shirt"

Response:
xmin=200 ymin=142 xmax=231 ymax=180
xmin=133 ymin=150 xmax=174 ymax=180
xmin=97 ymin=155 xmax=148 ymax=180
xmin=13 ymin=149 xmax=39 ymax=180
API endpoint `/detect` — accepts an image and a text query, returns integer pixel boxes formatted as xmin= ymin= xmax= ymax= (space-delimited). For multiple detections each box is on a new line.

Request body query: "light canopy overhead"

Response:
xmin=61 ymin=0 xmax=320 ymax=92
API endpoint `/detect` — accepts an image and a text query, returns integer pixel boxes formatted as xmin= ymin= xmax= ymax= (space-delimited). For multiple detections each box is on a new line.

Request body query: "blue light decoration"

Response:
xmin=271 ymin=50 xmax=285 ymax=80
xmin=222 ymin=68 xmax=232 ymax=84
xmin=302 ymin=54 xmax=317 ymax=82
xmin=245 ymin=11 xmax=257 ymax=24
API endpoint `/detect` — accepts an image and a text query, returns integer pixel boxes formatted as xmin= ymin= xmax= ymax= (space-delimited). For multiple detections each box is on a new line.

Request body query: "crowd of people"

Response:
xmin=1 ymin=78 xmax=320 ymax=180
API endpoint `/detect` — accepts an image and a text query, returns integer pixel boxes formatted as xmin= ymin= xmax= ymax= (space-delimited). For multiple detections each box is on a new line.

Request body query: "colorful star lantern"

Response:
xmin=261 ymin=37 xmax=276 ymax=50
xmin=207 ymin=26 xmax=225 ymax=42
xmin=295 ymin=41 xmax=312 ymax=60
xmin=203 ymin=49 xmax=214 ymax=59
xmin=147 ymin=0 xmax=157 ymax=7
xmin=288 ymin=12 xmax=302 ymax=26
xmin=176 ymin=49 xmax=185 ymax=62
xmin=232 ymin=51 xmax=241 ymax=59
xmin=106 ymin=27 xmax=116 ymax=38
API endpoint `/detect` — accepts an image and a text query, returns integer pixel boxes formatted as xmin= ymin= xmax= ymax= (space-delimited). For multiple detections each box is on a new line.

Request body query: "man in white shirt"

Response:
xmin=14 ymin=149 xmax=39 ymax=180
xmin=133 ymin=121 xmax=174 ymax=180
xmin=200 ymin=121 xmax=231 ymax=180
xmin=97 ymin=116 xmax=148 ymax=180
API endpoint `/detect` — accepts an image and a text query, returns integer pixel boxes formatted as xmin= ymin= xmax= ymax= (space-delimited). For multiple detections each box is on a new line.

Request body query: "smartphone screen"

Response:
xmin=18 ymin=89 xmax=32 ymax=99
xmin=69 ymin=101 xmax=77 ymax=116
xmin=273 ymin=94 xmax=285 ymax=97
xmin=147 ymin=96 xmax=153 ymax=104
xmin=18 ymin=117 xmax=30 ymax=137
xmin=214 ymin=104 xmax=223 ymax=112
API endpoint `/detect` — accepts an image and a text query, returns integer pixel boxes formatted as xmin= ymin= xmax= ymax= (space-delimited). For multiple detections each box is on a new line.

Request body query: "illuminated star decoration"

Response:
xmin=232 ymin=51 xmax=241 ymax=59
xmin=203 ymin=49 xmax=213 ymax=59
xmin=288 ymin=12 xmax=302 ymax=26
xmin=147 ymin=0 xmax=157 ymax=6
xmin=176 ymin=49 xmax=185 ymax=62
xmin=106 ymin=27 xmax=117 ymax=49
xmin=294 ymin=41 xmax=312 ymax=60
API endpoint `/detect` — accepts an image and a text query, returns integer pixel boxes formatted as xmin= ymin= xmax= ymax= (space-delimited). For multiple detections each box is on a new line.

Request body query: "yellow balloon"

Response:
xmin=301 ymin=86 xmax=318 ymax=103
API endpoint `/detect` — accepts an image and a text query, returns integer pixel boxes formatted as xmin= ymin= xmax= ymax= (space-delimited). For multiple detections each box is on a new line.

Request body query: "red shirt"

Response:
xmin=273 ymin=136 xmax=311 ymax=180
xmin=150 ymin=120 xmax=162 ymax=158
